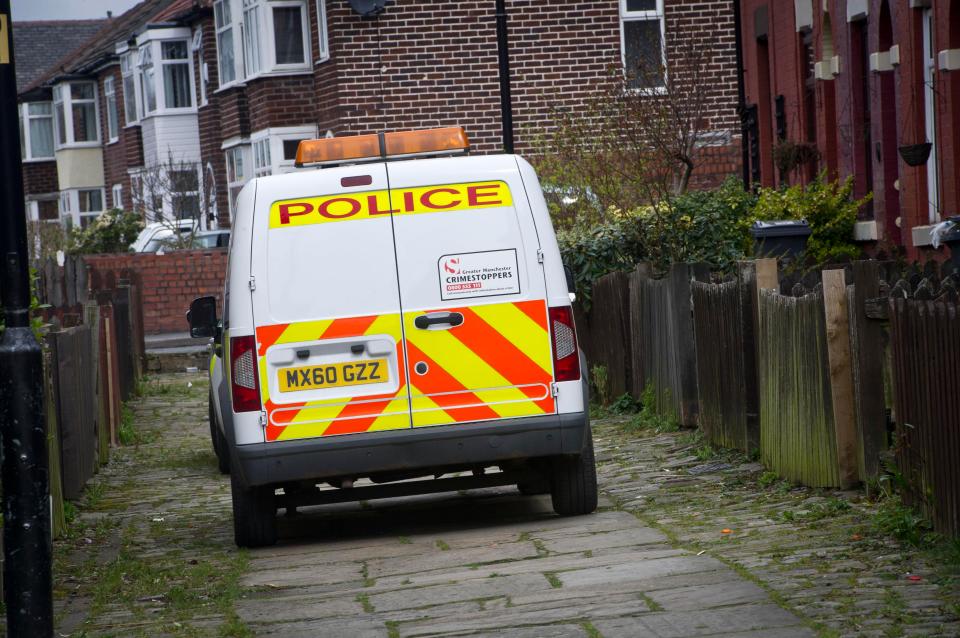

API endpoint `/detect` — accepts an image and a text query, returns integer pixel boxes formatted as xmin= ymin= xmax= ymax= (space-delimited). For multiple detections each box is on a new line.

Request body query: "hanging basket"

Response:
xmin=898 ymin=143 xmax=932 ymax=167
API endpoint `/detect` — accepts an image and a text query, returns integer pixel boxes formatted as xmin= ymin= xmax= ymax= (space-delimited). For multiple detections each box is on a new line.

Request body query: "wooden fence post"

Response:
xmin=670 ymin=262 xmax=700 ymax=426
xmin=822 ymin=268 xmax=859 ymax=488
xmin=737 ymin=261 xmax=761 ymax=452
xmin=850 ymin=261 xmax=888 ymax=481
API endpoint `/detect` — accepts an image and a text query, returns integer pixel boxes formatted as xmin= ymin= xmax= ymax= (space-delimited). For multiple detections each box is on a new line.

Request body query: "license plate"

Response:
xmin=278 ymin=359 xmax=388 ymax=393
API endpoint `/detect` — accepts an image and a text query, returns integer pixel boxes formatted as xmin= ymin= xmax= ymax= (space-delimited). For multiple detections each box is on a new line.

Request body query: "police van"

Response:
xmin=188 ymin=127 xmax=596 ymax=547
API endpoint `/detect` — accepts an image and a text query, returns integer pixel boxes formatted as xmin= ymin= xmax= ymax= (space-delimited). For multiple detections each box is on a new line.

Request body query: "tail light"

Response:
xmin=549 ymin=306 xmax=581 ymax=382
xmin=230 ymin=335 xmax=261 ymax=413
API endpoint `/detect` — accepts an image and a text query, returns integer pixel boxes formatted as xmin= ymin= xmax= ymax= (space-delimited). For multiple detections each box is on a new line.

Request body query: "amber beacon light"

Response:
xmin=296 ymin=127 xmax=470 ymax=167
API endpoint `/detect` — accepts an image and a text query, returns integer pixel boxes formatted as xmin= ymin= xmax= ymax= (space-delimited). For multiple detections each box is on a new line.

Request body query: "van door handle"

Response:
xmin=414 ymin=312 xmax=464 ymax=329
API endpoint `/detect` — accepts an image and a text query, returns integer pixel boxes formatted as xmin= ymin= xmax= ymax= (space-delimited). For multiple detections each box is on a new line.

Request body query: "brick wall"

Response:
xmin=23 ymin=160 xmax=58 ymax=196
xmin=98 ymin=64 xmax=139 ymax=210
xmin=84 ymin=249 xmax=227 ymax=334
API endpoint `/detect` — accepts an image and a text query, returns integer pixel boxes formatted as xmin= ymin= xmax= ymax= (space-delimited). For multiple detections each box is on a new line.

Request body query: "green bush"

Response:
xmin=752 ymin=174 xmax=868 ymax=263
xmin=557 ymin=213 xmax=643 ymax=309
xmin=68 ymin=209 xmax=144 ymax=255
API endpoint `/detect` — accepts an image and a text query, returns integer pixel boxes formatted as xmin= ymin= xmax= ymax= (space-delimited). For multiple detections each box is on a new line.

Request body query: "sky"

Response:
xmin=12 ymin=0 xmax=142 ymax=21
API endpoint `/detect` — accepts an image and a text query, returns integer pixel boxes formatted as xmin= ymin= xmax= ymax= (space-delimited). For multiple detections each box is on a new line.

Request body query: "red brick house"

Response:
xmin=17 ymin=0 xmax=742 ymax=232
xmin=738 ymin=0 xmax=960 ymax=259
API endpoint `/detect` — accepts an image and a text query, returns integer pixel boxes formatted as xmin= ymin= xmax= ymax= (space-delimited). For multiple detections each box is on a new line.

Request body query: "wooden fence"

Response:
xmin=584 ymin=258 xmax=960 ymax=537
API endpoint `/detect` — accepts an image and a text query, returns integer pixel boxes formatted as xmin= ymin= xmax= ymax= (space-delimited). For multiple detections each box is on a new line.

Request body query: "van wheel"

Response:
xmin=550 ymin=426 xmax=598 ymax=516
xmin=209 ymin=395 xmax=229 ymax=474
xmin=231 ymin=474 xmax=277 ymax=548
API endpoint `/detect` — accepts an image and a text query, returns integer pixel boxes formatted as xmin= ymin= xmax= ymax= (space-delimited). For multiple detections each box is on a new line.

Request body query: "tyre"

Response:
xmin=231 ymin=473 xmax=277 ymax=548
xmin=550 ymin=426 xmax=598 ymax=516
xmin=209 ymin=395 xmax=230 ymax=474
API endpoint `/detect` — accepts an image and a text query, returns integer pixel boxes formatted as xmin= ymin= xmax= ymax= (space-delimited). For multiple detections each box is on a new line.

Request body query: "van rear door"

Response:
xmin=250 ymin=165 xmax=411 ymax=442
xmin=386 ymin=156 xmax=556 ymax=428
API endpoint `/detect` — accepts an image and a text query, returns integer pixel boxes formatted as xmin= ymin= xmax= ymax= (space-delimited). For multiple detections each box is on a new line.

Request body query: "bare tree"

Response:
xmin=539 ymin=19 xmax=723 ymax=218
xmin=133 ymin=152 xmax=217 ymax=249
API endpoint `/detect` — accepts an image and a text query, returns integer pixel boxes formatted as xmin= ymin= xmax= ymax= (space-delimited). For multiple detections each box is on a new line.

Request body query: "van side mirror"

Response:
xmin=187 ymin=296 xmax=218 ymax=339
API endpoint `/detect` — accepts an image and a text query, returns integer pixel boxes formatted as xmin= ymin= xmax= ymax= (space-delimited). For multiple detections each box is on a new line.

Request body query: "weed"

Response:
xmin=544 ymin=572 xmax=562 ymax=588
xmin=591 ymin=364 xmax=610 ymax=408
xmin=623 ymin=383 xmax=677 ymax=435
xmin=386 ymin=620 xmax=401 ymax=638
xmin=874 ymin=495 xmax=934 ymax=547
xmin=398 ymin=536 xmax=412 ymax=545
xmin=608 ymin=393 xmax=641 ymax=415
xmin=361 ymin=562 xmax=375 ymax=587
xmin=63 ymin=501 xmax=78 ymax=525
xmin=758 ymin=471 xmax=780 ymax=488
xmin=533 ymin=538 xmax=549 ymax=557
xmin=694 ymin=443 xmax=716 ymax=461
xmin=356 ymin=593 xmax=375 ymax=613
xmin=581 ymin=621 xmax=603 ymax=638
xmin=435 ymin=539 xmax=450 ymax=551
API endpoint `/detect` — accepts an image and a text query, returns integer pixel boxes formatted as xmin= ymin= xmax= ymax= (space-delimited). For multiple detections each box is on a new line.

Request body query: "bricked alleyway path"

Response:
xmin=47 ymin=374 xmax=959 ymax=637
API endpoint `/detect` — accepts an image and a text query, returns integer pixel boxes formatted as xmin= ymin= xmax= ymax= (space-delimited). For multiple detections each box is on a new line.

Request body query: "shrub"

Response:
xmin=751 ymin=174 xmax=868 ymax=263
xmin=557 ymin=212 xmax=644 ymax=309
xmin=68 ymin=209 xmax=144 ymax=255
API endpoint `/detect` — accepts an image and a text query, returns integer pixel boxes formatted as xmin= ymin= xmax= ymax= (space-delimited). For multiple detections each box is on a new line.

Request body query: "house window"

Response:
xmin=225 ymin=144 xmax=250 ymax=218
xmin=315 ymin=0 xmax=329 ymax=62
xmin=121 ymin=52 xmax=139 ymax=124
xmin=37 ymin=199 xmax=59 ymax=222
xmin=272 ymin=2 xmax=308 ymax=66
xmin=78 ymin=188 xmax=104 ymax=228
xmin=253 ymin=138 xmax=271 ymax=177
xmin=243 ymin=0 xmax=262 ymax=76
xmin=620 ymin=0 xmax=666 ymax=90
xmin=215 ymin=0 xmax=311 ymax=87
xmin=104 ymin=76 xmax=120 ymax=142
xmin=52 ymin=82 xmax=100 ymax=147
xmin=192 ymin=29 xmax=208 ymax=106
xmin=19 ymin=102 xmax=55 ymax=160
xmin=139 ymin=46 xmax=157 ymax=113
xmin=130 ymin=173 xmax=143 ymax=211
xmin=112 ymin=184 xmax=123 ymax=209
xmin=161 ymin=40 xmax=193 ymax=109
xmin=214 ymin=0 xmax=237 ymax=85
xmin=169 ymin=168 xmax=201 ymax=219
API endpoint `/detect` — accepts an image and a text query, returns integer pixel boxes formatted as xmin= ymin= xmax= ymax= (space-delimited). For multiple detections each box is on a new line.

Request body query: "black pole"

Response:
xmin=0 ymin=2 xmax=54 ymax=635
xmin=495 ymin=0 xmax=514 ymax=154
xmin=732 ymin=0 xmax=750 ymax=188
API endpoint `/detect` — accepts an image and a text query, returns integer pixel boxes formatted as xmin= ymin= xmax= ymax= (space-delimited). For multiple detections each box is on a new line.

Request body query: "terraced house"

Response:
xmin=16 ymin=0 xmax=742 ymax=233
xmin=738 ymin=0 xmax=960 ymax=259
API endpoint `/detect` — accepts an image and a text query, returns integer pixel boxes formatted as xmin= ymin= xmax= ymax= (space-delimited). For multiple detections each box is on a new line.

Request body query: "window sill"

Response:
xmin=124 ymin=122 xmax=141 ymax=129
xmin=107 ymin=138 xmax=120 ymax=146
xmin=142 ymin=108 xmax=198 ymax=119
xmin=216 ymin=69 xmax=314 ymax=93
xmin=22 ymin=157 xmax=56 ymax=164
xmin=314 ymin=54 xmax=331 ymax=66
xmin=55 ymin=142 xmax=103 ymax=151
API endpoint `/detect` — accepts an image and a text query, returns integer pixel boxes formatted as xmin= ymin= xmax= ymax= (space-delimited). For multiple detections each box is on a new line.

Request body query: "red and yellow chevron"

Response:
xmin=254 ymin=299 xmax=555 ymax=442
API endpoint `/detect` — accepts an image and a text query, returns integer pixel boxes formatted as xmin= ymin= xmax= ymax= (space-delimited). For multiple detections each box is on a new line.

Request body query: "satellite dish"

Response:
xmin=349 ymin=0 xmax=386 ymax=17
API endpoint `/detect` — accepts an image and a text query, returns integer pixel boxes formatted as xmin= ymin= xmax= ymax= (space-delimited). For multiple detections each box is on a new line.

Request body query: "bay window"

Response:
xmin=104 ymin=76 xmax=120 ymax=141
xmin=19 ymin=102 xmax=55 ymax=160
xmin=224 ymin=143 xmax=251 ymax=218
xmin=52 ymin=82 xmax=100 ymax=147
xmin=620 ymin=0 xmax=666 ymax=90
xmin=214 ymin=0 xmax=237 ymax=84
xmin=139 ymin=45 xmax=157 ymax=113
xmin=250 ymin=125 xmax=317 ymax=175
xmin=252 ymin=138 xmax=271 ymax=177
xmin=121 ymin=51 xmax=139 ymax=124
xmin=214 ymin=0 xmax=311 ymax=89
xmin=315 ymin=0 xmax=329 ymax=62
xmin=161 ymin=41 xmax=192 ymax=108
xmin=59 ymin=188 xmax=106 ymax=228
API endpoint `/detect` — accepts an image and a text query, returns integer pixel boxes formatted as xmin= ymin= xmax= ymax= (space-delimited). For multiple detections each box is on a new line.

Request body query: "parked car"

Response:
xmin=131 ymin=220 xmax=198 ymax=252
xmin=188 ymin=126 xmax=594 ymax=548
xmin=192 ymin=230 xmax=230 ymax=249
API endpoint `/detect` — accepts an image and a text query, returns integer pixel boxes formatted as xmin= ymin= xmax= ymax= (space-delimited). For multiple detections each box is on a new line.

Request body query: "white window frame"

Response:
xmin=619 ymin=0 xmax=667 ymax=94
xmin=135 ymin=28 xmax=197 ymax=118
xmin=223 ymin=138 xmax=252 ymax=220
xmin=315 ymin=0 xmax=329 ymax=63
xmin=104 ymin=76 xmax=120 ymax=143
xmin=167 ymin=164 xmax=203 ymax=222
xmin=52 ymin=81 xmax=101 ymax=149
xmin=19 ymin=101 xmax=55 ymax=161
xmin=111 ymin=183 xmax=123 ymax=210
xmin=214 ymin=0 xmax=312 ymax=91
xmin=252 ymin=137 xmax=272 ymax=177
xmin=120 ymin=50 xmax=140 ymax=126
xmin=59 ymin=187 xmax=106 ymax=229
xmin=192 ymin=28 xmax=209 ymax=106
xmin=250 ymin=125 xmax=318 ymax=175
xmin=26 ymin=197 xmax=60 ymax=223
xmin=922 ymin=7 xmax=939 ymax=224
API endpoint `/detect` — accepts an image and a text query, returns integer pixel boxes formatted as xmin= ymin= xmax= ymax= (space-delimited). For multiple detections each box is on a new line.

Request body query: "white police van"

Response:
xmin=188 ymin=127 xmax=595 ymax=547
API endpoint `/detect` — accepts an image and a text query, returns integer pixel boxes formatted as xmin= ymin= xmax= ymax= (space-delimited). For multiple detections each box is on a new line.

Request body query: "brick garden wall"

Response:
xmin=84 ymin=249 xmax=227 ymax=335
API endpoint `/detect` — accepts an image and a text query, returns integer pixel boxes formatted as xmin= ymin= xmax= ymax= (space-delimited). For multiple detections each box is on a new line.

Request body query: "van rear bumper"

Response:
xmin=232 ymin=412 xmax=588 ymax=488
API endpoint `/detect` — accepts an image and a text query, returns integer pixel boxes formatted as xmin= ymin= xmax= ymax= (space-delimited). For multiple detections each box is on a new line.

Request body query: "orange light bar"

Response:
xmin=296 ymin=127 xmax=470 ymax=167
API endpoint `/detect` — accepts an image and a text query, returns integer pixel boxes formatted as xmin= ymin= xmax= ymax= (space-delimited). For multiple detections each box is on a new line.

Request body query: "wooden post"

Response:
xmin=755 ymin=258 xmax=779 ymax=296
xmin=850 ymin=261 xmax=888 ymax=481
xmin=822 ymin=268 xmax=859 ymax=488
xmin=738 ymin=261 xmax=761 ymax=452
xmin=670 ymin=262 xmax=700 ymax=426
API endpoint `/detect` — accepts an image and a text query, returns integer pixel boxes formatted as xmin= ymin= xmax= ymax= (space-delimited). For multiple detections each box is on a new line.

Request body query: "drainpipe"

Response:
xmin=495 ymin=0 xmax=515 ymax=154
xmin=733 ymin=0 xmax=750 ymax=188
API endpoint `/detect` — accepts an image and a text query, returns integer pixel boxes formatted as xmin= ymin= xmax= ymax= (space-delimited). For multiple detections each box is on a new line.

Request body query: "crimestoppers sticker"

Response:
xmin=438 ymin=249 xmax=521 ymax=300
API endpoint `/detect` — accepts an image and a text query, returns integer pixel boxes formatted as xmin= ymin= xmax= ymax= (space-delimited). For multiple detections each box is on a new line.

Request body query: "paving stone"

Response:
xmin=558 ymin=554 xmax=726 ymax=588
xmin=594 ymin=604 xmax=811 ymax=637
xmin=645 ymin=580 xmax=769 ymax=611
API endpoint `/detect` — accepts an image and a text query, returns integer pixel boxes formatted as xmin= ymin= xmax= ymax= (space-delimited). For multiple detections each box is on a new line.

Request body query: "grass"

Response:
xmin=356 ymin=593 xmax=375 ymax=613
xmin=543 ymin=572 xmax=562 ymax=588
xmin=581 ymin=621 xmax=603 ymax=638
xmin=435 ymin=539 xmax=450 ymax=551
